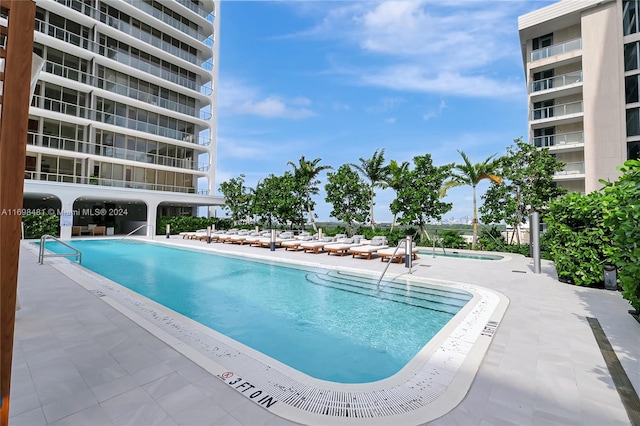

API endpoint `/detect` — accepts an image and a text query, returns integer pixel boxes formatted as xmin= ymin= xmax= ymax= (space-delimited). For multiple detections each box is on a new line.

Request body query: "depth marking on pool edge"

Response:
xmin=219 ymin=372 xmax=278 ymax=409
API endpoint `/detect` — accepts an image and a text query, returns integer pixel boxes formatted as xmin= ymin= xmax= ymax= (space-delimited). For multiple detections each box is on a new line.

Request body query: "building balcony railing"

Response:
xmin=121 ymin=0 xmax=209 ymax=42
xmin=554 ymin=161 xmax=585 ymax=176
xmin=35 ymin=19 xmax=212 ymax=94
xmin=175 ymin=0 xmax=214 ymax=20
xmin=42 ymin=61 xmax=213 ymax=120
xmin=27 ymin=132 xmax=210 ymax=172
xmin=532 ymin=101 xmax=583 ymax=121
xmin=30 ymin=95 xmax=212 ymax=146
xmin=53 ymin=0 xmax=204 ymax=64
xmin=533 ymin=131 xmax=584 ymax=148
xmin=531 ymin=38 xmax=582 ymax=62
xmin=531 ymin=71 xmax=583 ymax=93
xmin=24 ymin=171 xmax=210 ymax=195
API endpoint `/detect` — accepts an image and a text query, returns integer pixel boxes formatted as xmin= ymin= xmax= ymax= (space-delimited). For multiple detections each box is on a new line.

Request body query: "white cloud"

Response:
xmin=423 ymin=99 xmax=447 ymax=120
xmin=286 ymin=1 xmax=529 ymax=99
xmin=332 ymin=101 xmax=350 ymax=111
xmin=217 ymin=78 xmax=316 ymax=119
xmin=384 ymin=117 xmax=396 ymax=124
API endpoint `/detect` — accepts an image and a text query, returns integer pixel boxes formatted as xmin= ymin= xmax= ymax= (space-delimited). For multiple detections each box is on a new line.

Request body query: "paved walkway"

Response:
xmin=11 ymin=237 xmax=640 ymax=425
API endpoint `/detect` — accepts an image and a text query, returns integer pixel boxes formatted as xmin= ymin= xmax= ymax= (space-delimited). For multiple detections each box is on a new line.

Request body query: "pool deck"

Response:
xmin=11 ymin=236 xmax=640 ymax=425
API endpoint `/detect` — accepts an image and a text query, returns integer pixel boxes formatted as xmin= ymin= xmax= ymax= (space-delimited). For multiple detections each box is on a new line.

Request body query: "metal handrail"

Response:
xmin=38 ymin=234 xmax=81 ymax=264
xmin=376 ymin=238 xmax=412 ymax=287
xmin=432 ymin=229 xmax=446 ymax=258
xmin=122 ymin=224 xmax=154 ymax=239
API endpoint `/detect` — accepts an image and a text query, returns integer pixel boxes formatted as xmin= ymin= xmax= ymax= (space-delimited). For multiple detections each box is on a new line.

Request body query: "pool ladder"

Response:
xmin=38 ymin=234 xmax=82 ymax=264
xmin=376 ymin=237 xmax=413 ymax=287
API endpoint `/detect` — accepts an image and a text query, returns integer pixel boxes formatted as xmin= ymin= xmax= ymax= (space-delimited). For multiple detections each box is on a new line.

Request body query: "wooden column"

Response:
xmin=0 ymin=1 xmax=36 ymax=424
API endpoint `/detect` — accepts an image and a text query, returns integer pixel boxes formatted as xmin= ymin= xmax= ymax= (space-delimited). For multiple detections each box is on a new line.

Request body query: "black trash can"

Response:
xmin=604 ymin=264 xmax=617 ymax=291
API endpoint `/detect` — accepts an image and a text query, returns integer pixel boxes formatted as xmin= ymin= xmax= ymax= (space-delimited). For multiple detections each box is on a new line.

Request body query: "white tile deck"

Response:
xmin=12 ymin=237 xmax=640 ymax=425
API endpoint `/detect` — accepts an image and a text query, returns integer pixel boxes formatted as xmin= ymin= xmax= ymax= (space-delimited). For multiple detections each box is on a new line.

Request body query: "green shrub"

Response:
xmin=438 ymin=230 xmax=466 ymax=249
xmin=22 ymin=213 xmax=59 ymax=238
xmin=543 ymin=192 xmax=611 ymax=286
xmin=602 ymin=160 xmax=640 ymax=311
xmin=157 ymin=216 xmax=233 ymax=235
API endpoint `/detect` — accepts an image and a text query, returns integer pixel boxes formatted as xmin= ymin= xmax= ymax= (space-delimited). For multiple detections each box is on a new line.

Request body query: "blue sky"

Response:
xmin=212 ymin=0 xmax=554 ymax=223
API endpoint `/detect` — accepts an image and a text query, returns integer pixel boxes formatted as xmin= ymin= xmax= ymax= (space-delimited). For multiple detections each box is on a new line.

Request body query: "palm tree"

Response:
xmin=440 ymin=150 xmax=502 ymax=250
xmin=351 ymin=149 xmax=389 ymax=229
xmin=287 ymin=156 xmax=332 ymax=232
xmin=383 ymin=159 xmax=409 ymax=232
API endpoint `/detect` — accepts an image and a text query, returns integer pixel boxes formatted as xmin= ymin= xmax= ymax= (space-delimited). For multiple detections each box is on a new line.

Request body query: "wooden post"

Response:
xmin=0 ymin=1 xmax=36 ymax=424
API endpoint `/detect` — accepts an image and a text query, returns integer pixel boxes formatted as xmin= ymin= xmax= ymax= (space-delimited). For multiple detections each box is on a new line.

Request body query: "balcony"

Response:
xmin=554 ymin=161 xmax=585 ymax=180
xmin=27 ymin=132 xmax=210 ymax=172
xmin=533 ymin=131 xmax=584 ymax=152
xmin=531 ymin=71 xmax=582 ymax=94
xmin=531 ymin=38 xmax=582 ymax=62
xmin=24 ymin=171 xmax=210 ymax=195
xmin=531 ymin=101 xmax=583 ymax=124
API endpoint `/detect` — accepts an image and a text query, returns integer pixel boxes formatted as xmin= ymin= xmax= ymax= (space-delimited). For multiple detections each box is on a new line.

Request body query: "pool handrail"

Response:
xmin=376 ymin=238 xmax=412 ymax=287
xmin=122 ymin=224 xmax=154 ymax=240
xmin=38 ymin=234 xmax=82 ymax=264
xmin=433 ymin=229 xmax=446 ymax=258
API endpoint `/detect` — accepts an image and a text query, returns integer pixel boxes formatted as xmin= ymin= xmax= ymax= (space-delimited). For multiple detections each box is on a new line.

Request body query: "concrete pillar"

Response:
xmin=59 ymin=196 xmax=75 ymax=240
xmin=146 ymin=200 xmax=159 ymax=238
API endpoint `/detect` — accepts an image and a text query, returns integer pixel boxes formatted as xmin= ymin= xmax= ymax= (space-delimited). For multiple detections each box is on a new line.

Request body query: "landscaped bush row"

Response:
xmin=542 ymin=160 xmax=640 ymax=311
xmin=156 ymin=216 xmax=233 ymax=235
xmin=22 ymin=213 xmax=59 ymax=238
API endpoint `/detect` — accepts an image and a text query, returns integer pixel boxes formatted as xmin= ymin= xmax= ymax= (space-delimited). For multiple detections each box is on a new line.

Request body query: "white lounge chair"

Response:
xmin=376 ymin=243 xmax=419 ymax=263
xmin=350 ymin=237 xmax=389 ymax=260
xmin=300 ymin=237 xmax=336 ymax=254
xmin=325 ymin=237 xmax=363 ymax=256
xmin=282 ymin=235 xmax=314 ymax=251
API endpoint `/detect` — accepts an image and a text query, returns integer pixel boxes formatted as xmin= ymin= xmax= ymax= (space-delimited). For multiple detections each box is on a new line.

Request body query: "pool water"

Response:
xmin=419 ymin=250 xmax=504 ymax=260
xmin=41 ymin=240 xmax=471 ymax=383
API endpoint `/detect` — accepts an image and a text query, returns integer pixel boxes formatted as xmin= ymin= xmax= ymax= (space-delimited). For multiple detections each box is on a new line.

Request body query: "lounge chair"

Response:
xmin=282 ymin=235 xmax=314 ymax=251
xmin=256 ymin=231 xmax=295 ymax=248
xmin=325 ymin=237 xmax=363 ymax=256
xmin=376 ymin=242 xmax=419 ymax=263
xmin=350 ymin=237 xmax=389 ymax=260
xmin=300 ymin=237 xmax=336 ymax=254
xmin=72 ymin=226 xmax=82 ymax=236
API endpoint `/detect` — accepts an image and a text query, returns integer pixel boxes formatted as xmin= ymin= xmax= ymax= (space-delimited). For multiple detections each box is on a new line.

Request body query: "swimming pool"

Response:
xmin=35 ymin=238 xmax=508 ymax=424
xmin=41 ymin=239 xmax=471 ymax=383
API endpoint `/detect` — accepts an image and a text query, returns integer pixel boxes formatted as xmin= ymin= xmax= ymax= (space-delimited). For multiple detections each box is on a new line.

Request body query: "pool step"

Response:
xmin=305 ymin=273 xmax=468 ymax=315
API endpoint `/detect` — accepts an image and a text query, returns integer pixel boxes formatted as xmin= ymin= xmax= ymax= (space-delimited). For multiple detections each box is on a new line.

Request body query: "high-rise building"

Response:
xmin=6 ymin=0 xmax=222 ymax=238
xmin=518 ymin=0 xmax=640 ymax=194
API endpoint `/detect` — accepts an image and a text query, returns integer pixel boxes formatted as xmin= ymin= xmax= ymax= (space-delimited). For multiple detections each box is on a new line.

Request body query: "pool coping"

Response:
xmin=27 ymin=239 xmax=510 ymax=425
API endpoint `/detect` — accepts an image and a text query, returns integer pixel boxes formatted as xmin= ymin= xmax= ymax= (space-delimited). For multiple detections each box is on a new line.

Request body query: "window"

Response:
xmin=626 ymin=75 xmax=640 ymax=104
xmin=532 ymin=69 xmax=554 ymax=92
xmin=624 ymin=0 xmax=640 ymax=35
xmin=533 ymin=100 xmax=554 ymax=120
xmin=628 ymin=141 xmax=640 ymax=159
xmin=533 ymin=33 xmax=553 ymax=50
xmin=627 ymin=107 xmax=640 ymax=136
xmin=534 ymin=127 xmax=555 ymax=147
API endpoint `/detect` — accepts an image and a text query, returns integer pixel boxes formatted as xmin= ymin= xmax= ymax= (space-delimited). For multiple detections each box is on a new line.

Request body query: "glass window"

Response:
xmin=627 ymin=107 xmax=640 ymax=136
xmin=627 ymin=75 xmax=639 ymax=104
xmin=628 ymin=141 xmax=640 ymax=160
xmin=625 ymin=42 xmax=640 ymax=72
xmin=624 ymin=0 xmax=639 ymax=36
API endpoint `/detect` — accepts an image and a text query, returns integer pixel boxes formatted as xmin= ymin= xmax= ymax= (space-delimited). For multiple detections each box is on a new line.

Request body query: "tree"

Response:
xmin=350 ymin=148 xmax=389 ymax=229
xmin=252 ymin=173 xmax=304 ymax=229
xmin=602 ymin=159 xmax=640 ymax=311
xmin=392 ymin=154 xmax=453 ymax=242
xmin=218 ymin=174 xmax=252 ymax=226
xmin=383 ymin=159 xmax=409 ymax=232
xmin=480 ymin=138 xmax=566 ymax=244
xmin=287 ymin=156 xmax=332 ymax=232
xmin=324 ymin=165 xmax=370 ymax=236
xmin=441 ymin=150 xmax=502 ymax=250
